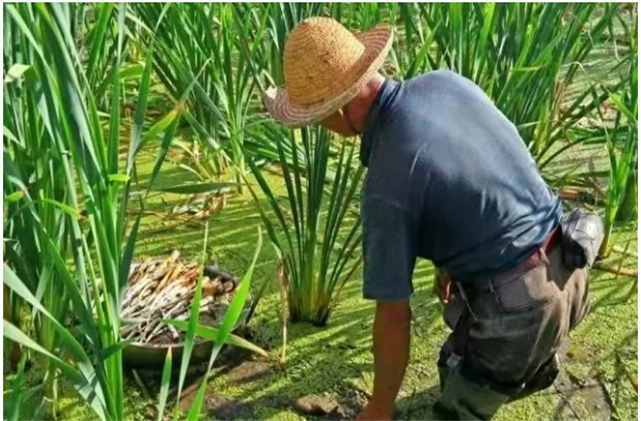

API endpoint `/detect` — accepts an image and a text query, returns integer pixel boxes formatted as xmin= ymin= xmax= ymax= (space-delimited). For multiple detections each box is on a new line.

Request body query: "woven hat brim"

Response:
xmin=264 ymin=24 xmax=393 ymax=128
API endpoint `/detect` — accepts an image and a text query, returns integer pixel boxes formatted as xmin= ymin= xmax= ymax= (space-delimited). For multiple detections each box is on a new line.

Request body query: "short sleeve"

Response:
xmin=361 ymin=195 xmax=418 ymax=301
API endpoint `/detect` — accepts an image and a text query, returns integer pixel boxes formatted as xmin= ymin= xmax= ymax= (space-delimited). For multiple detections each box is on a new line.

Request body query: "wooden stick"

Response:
xmin=557 ymin=187 xmax=580 ymax=201
xmin=593 ymin=262 xmax=638 ymax=278
xmin=613 ymin=244 xmax=638 ymax=258
xmin=557 ymin=187 xmax=604 ymax=206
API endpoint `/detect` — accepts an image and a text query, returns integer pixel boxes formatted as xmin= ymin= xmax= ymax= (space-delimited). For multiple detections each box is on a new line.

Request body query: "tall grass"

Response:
xmin=2 ymin=3 xmax=182 ymax=419
xmin=3 ymin=3 xmax=128 ymax=416
xmin=247 ymin=127 xmax=364 ymax=325
xmin=599 ymin=19 xmax=637 ymax=256
xmin=613 ymin=10 xmax=638 ymax=223
xmin=135 ymin=3 xmax=272 ymax=192
xmin=4 ymin=4 xmax=266 ymax=420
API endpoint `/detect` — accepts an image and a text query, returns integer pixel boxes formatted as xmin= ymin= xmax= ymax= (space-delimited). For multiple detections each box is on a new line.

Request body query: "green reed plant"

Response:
xmin=3 ymin=3 xmax=126 ymax=416
xmin=133 ymin=3 xmax=226 ymax=179
xmin=2 ymin=3 xmax=182 ymax=419
xmin=247 ymin=126 xmax=364 ymax=326
xmin=3 ymin=30 xmax=68 ymax=418
xmin=614 ymin=11 xmax=638 ymax=223
xmin=599 ymin=27 xmax=637 ymax=256
xmin=81 ymin=3 xmax=130 ymax=105
xmin=135 ymin=3 xmax=269 ymax=192
xmin=4 ymin=4 xmax=266 ymax=420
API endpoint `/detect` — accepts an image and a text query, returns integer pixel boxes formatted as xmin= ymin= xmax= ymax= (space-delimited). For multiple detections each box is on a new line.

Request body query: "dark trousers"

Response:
xmin=435 ymin=243 xmax=591 ymax=420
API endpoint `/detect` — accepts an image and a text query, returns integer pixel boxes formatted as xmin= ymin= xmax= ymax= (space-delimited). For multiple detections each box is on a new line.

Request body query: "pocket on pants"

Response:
xmin=569 ymin=267 xmax=591 ymax=331
xmin=495 ymin=265 xmax=556 ymax=313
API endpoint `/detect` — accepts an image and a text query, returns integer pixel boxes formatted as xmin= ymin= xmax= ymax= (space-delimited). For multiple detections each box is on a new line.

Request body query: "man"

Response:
xmin=264 ymin=17 xmax=593 ymax=420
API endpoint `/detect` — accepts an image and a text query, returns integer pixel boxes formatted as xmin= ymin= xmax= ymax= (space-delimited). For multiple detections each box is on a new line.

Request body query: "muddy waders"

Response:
xmin=433 ymin=215 xmax=600 ymax=420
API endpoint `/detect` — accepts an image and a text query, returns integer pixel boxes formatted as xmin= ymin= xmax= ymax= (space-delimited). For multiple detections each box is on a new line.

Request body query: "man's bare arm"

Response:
xmin=357 ymin=300 xmax=411 ymax=420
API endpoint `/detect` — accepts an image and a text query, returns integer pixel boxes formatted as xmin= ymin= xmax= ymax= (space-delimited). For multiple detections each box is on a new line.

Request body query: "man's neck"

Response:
xmin=345 ymin=74 xmax=386 ymax=134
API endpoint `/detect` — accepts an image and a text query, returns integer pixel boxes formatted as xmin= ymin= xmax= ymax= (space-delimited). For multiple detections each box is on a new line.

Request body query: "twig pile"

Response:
xmin=120 ymin=251 xmax=238 ymax=345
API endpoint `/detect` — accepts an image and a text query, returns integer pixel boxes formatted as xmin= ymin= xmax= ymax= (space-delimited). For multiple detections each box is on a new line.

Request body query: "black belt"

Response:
xmin=458 ymin=227 xmax=561 ymax=298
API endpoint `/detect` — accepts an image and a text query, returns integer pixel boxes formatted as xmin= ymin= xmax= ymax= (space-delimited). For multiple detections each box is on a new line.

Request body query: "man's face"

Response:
xmin=320 ymin=109 xmax=359 ymax=137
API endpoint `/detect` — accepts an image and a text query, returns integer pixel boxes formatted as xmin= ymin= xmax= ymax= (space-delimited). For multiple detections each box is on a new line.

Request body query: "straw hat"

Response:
xmin=264 ymin=17 xmax=393 ymax=127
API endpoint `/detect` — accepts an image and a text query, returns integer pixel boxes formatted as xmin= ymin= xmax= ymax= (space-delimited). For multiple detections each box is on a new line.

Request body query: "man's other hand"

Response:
xmin=357 ymin=300 xmax=411 ymax=421
xmin=356 ymin=400 xmax=393 ymax=420
xmin=434 ymin=267 xmax=452 ymax=304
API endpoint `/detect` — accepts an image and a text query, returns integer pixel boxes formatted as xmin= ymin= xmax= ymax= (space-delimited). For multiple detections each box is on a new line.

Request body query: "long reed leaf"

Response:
xmin=157 ymin=349 xmax=172 ymax=421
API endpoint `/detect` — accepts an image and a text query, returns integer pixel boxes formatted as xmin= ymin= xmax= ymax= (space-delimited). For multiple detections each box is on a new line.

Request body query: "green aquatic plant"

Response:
xmin=248 ymin=126 xmax=364 ymax=326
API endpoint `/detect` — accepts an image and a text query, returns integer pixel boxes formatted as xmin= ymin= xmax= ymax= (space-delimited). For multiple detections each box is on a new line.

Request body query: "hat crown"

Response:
xmin=283 ymin=17 xmax=365 ymax=105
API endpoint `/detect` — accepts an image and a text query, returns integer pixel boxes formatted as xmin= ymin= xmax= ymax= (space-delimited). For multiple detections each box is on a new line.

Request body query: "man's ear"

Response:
xmin=340 ymin=106 xmax=361 ymax=136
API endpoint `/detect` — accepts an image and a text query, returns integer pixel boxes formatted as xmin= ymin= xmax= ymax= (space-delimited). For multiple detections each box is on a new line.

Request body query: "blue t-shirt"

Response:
xmin=361 ymin=70 xmax=562 ymax=301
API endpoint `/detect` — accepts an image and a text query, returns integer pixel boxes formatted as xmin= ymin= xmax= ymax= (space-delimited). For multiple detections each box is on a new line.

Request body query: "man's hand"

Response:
xmin=356 ymin=400 xmax=394 ymax=420
xmin=357 ymin=300 xmax=411 ymax=421
xmin=433 ymin=267 xmax=452 ymax=304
